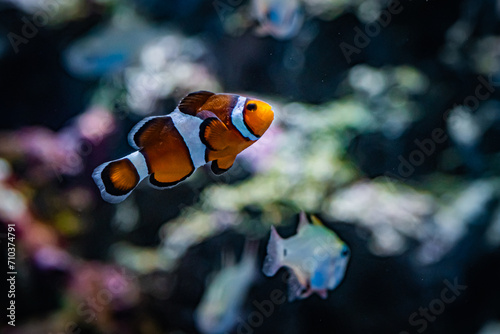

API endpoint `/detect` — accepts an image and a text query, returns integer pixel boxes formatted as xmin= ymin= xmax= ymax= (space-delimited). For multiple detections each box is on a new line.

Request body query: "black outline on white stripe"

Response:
xmin=231 ymin=97 xmax=260 ymax=141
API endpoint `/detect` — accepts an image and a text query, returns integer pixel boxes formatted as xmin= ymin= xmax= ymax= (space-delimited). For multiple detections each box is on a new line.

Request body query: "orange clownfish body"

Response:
xmin=92 ymin=91 xmax=274 ymax=203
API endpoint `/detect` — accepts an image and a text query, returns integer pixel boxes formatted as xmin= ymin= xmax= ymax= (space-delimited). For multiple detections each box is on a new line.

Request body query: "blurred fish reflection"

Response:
xmin=195 ymin=241 xmax=258 ymax=334
xmin=63 ymin=9 xmax=164 ymax=79
xmin=252 ymin=0 xmax=303 ymax=39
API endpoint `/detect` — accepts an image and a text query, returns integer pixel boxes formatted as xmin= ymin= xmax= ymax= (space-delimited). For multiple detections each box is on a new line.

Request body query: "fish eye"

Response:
xmin=246 ymin=103 xmax=257 ymax=111
xmin=341 ymin=248 xmax=350 ymax=257
xmin=266 ymin=10 xmax=279 ymax=24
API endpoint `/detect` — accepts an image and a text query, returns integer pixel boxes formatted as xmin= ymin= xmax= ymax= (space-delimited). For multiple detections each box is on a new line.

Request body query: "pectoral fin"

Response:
xmin=211 ymin=155 xmax=237 ymax=175
xmin=199 ymin=117 xmax=230 ymax=151
xmin=287 ymin=269 xmax=310 ymax=301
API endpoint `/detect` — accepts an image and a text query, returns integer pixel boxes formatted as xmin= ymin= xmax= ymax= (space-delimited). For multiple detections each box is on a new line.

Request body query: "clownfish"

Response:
xmin=92 ymin=91 xmax=274 ymax=203
xmin=263 ymin=212 xmax=350 ymax=300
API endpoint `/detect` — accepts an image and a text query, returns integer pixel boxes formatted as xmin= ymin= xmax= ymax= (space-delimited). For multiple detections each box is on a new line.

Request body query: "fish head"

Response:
xmin=300 ymin=226 xmax=350 ymax=293
xmin=243 ymin=99 xmax=274 ymax=137
xmin=327 ymin=243 xmax=350 ymax=290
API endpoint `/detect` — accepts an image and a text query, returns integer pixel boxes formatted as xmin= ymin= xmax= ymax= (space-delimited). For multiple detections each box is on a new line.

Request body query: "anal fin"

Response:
xmin=211 ymin=155 xmax=236 ymax=175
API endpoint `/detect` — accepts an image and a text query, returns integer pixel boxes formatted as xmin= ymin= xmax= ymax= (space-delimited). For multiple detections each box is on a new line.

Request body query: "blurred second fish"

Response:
xmin=195 ymin=241 xmax=258 ymax=334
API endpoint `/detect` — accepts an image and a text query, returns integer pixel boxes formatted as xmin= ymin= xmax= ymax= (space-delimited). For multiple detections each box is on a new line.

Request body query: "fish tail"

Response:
xmin=262 ymin=226 xmax=284 ymax=276
xmin=92 ymin=151 xmax=149 ymax=203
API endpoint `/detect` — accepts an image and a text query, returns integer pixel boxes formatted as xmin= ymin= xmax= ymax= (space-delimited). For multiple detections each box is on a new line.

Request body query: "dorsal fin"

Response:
xmin=178 ymin=91 xmax=215 ymax=116
xmin=297 ymin=211 xmax=309 ymax=232
xmin=310 ymin=215 xmax=325 ymax=227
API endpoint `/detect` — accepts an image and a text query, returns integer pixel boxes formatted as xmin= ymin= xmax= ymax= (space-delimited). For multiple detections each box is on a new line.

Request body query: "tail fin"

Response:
xmin=92 ymin=151 xmax=149 ymax=203
xmin=262 ymin=226 xmax=284 ymax=277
